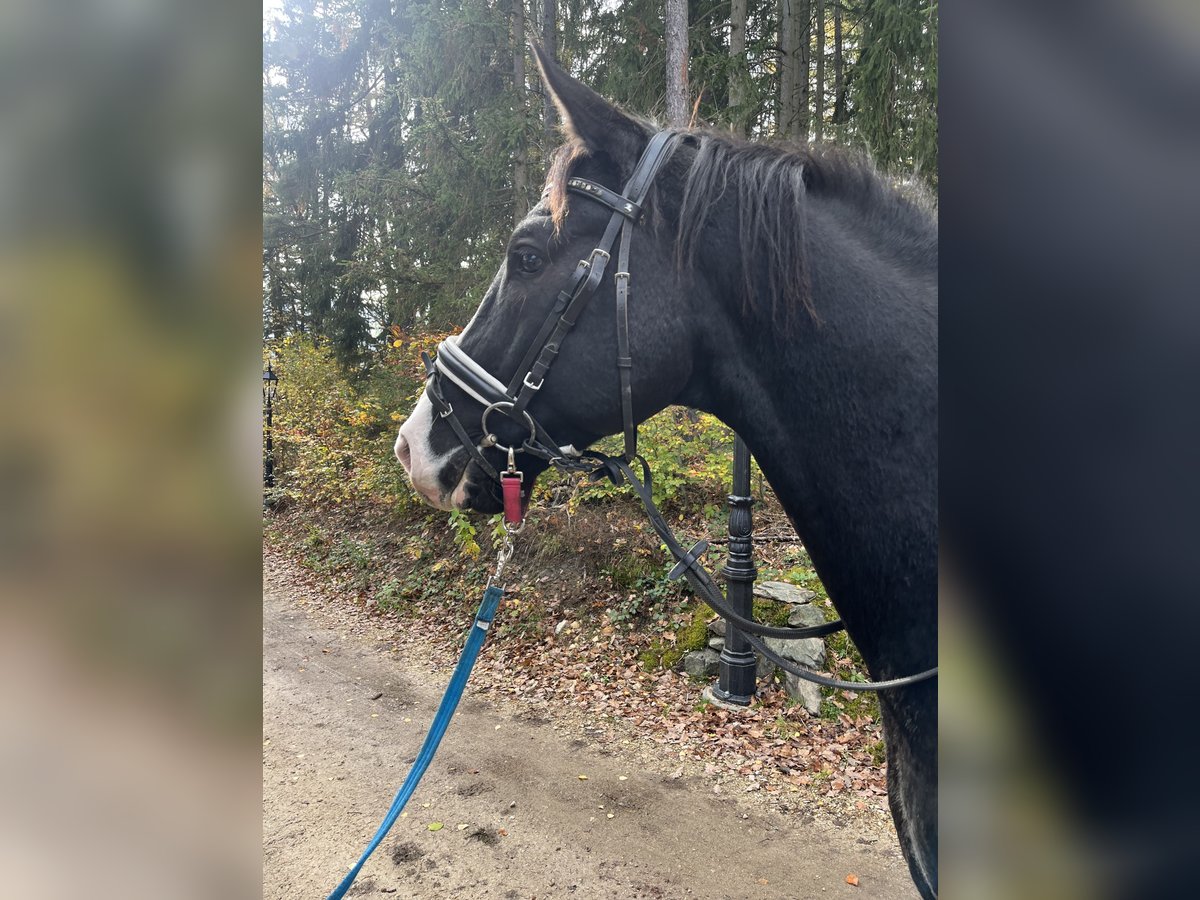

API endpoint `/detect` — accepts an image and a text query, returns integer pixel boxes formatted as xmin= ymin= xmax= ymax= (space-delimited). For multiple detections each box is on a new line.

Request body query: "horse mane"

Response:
xmin=545 ymin=128 xmax=936 ymax=331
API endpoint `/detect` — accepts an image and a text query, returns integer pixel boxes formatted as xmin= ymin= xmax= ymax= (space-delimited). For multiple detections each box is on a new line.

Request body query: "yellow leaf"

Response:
xmin=427 ymin=822 xmax=443 ymax=832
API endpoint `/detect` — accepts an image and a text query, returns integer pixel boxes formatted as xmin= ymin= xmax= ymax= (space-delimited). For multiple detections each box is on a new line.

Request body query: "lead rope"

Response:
xmin=325 ymin=521 xmax=520 ymax=900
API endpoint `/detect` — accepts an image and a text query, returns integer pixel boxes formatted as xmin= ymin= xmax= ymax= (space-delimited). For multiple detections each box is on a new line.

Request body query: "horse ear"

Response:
xmin=531 ymin=42 xmax=649 ymax=172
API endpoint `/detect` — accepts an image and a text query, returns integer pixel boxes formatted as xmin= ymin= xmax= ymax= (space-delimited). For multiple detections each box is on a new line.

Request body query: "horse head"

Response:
xmin=396 ymin=49 xmax=703 ymax=513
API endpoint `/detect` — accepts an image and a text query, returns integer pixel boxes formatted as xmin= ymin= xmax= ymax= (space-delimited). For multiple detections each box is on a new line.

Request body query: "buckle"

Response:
xmin=522 ymin=372 xmax=544 ymax=392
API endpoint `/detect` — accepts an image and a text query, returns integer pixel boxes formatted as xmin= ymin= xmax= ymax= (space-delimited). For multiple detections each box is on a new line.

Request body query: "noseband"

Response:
xmin=419 ymin=130 xmax=937 ymax=692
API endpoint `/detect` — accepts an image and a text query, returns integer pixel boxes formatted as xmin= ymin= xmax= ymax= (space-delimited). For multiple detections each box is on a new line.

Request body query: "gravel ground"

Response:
xmin=263 ymin=549 xmax=917 ymax=898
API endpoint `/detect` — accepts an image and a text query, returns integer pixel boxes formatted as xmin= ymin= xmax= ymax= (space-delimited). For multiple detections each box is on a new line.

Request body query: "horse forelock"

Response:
xmin=544 ymin=138 xmax=590 ymax=233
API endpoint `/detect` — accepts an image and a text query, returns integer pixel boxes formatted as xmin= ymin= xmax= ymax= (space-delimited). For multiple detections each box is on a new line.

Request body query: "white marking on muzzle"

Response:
xmin=396 ymin=393 xmax=466 ymax=509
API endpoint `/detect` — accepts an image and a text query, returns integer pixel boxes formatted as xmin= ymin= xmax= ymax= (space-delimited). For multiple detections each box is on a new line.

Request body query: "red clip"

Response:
xmin=501 ymin=471 xmax=524 ymax=525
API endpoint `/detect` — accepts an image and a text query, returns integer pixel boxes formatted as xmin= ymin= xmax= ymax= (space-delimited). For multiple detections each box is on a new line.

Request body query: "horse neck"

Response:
xmin=684 ymin=196 xmax=938 ymax=676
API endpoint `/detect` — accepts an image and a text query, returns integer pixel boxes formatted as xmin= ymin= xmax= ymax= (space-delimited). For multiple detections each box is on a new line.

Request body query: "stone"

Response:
xmin=783 ymin=674 xmax=824 ymax=715
xmin=707 ymin=636 xmax=725 ymax=652
xmin=786 ymin=603 xmax=827 ymax=630
xmin=755 ymin=654 xmax=777 ymax=682
xmin=707 ymin=617 xmax=726 ymax=638
xmin=681 ymin=649 xmax=721 ymax=678
xmin=761 ymin=634 xmax=826 ymax=671
xmin=754 ymin=581 xmax=817 ymax=605
xmin=761 ymin=633 xmax=827 ymax=715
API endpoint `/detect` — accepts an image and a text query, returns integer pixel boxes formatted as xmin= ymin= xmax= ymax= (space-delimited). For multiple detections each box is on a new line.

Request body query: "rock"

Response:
xmin=786 ymin=604 xmax=827 ymax=629
xmin=783 ymin=674 xmax=824 ymax=715
xmin=756 ymin=654 xmax=777 ymax=681
xmin=761 ymin=632 xmax=827 ymax=715
xmin=754 ymin=581 xmax=817 ymax=605
xmin=681 ymin=649 xmax=721 ymax=678
xmin=707 ymin=617 xmax=726 ymax=638
xmin=707 ymin=636 xmax=725 ymax=652
xmin=554 ymin=620 xmax=568 ymax=636
xmin=761 ymin=634 xmax=826 ymax=671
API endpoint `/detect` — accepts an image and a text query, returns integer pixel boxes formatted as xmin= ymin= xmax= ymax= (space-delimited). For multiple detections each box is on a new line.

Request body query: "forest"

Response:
xmin=264 ymin=0 xmax=937 ymax=366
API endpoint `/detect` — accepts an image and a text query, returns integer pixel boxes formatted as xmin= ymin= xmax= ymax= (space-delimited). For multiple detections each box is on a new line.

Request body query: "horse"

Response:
xmin=395 ymin=47 xmax=938 ymax=899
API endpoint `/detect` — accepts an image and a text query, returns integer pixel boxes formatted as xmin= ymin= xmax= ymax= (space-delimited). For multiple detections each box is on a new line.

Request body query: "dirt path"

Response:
xmin=263 ymin=557 xmax=917 ymax=899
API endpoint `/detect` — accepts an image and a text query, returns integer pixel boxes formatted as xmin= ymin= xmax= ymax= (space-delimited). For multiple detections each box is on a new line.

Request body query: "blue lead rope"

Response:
xmin=325 ymin=583 xmax=505 ymax=900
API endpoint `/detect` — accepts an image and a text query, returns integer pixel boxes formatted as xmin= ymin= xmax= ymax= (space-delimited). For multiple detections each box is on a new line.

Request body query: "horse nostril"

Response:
xmin=394 ymin=433 xmax=412 ymax=471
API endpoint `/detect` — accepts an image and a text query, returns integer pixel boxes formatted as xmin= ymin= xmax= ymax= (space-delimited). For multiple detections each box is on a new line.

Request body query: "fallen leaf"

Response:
xmin=577 ymin=775 xmax=588 ymax=780
xmin=427 ymin=822 xmax=443 ymax=832
xmin=846 ymin=874 xmax=859 ymax=886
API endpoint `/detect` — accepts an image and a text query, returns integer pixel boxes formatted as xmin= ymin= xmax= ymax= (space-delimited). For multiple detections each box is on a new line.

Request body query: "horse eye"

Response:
xmin=514 ymin=250 xmax=543 ymax=275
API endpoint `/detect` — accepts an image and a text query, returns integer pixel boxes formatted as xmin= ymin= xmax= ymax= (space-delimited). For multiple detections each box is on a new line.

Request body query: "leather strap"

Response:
xmin=565 ymin=177 xmax=642 ymax=219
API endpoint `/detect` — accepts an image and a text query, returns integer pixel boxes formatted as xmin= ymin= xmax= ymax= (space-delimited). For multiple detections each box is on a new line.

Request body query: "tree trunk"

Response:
xmin=511 ymin=0 xmax=528 ymax=224
xmin=832 ymin=0 xmax=847 ymax=132
xmin=665 ymin=0 xmax=689 ymax=127
xmin=814 ymin=0 xmax=825 ymax=141
xmin=780 ymin=0 xmax=809 ymax=140
xmin=780 ymin=0 xmax=795 ymax=135
xmin=729 ymin=0 xmax=747 ymax=134
xmin=541 ymin=0 xmax=558 ymax=136
xmin=798 ymin=0 xmax=810 ymax=138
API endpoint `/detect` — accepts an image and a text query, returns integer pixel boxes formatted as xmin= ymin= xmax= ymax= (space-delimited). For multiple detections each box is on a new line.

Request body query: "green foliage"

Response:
xmin=583 ymin=407 xmax=735 ymax=508
xmin=855 ymin=0 xmax=938 ymax=182
xmin=268 ymin=332 xmax=441 ymax=509
xmin=639 ymin=603 xmax=710 ymax=671
xmin=447 ymin=509 xmax=481 ymax=559
xmin=603 ymin=556 xmax=683 ymax=626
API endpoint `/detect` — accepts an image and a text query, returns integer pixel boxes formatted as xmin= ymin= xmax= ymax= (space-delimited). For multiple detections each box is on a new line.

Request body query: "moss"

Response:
xmin=639 ymin=603 xmax=710 ymax=671
xmin=751 ymin=598 xmax=792 ymax=627
xmin=868 ymin=739 xmax=886 ymax=766
xmin=677 ymin=608 xmax=711 ymax=650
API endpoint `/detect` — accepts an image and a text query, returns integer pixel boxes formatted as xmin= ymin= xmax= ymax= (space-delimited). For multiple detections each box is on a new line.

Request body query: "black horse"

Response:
xmin=396 ymin=49 xmax=937 ymax=898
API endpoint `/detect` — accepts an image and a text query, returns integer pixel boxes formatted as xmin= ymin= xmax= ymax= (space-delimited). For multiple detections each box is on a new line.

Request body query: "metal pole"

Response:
xmin=711 ymin=435 xmax=757 ymax=705
xmin=263 ymin=362 xmax=276 ymax=494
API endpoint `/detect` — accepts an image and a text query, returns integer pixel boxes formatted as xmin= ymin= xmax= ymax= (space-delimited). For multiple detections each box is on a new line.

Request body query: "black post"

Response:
xmin=711 ymin=435 xmax=757 ymax=705
xmin=263 ymin=361 xmax=277 ymax=494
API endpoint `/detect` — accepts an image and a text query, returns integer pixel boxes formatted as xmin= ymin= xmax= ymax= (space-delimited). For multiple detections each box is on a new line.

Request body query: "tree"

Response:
xmin=541 ymin=0 xmax=558 ymax=135
xmin=856 ymin=0 xmax=938 ymax=180
xmin=511 ymin=0 xmax=529 ymax=223
xmin=779 ymin=0 xmax=808 ymax=140
xmin=814 ymin=0 xmax=825 ymax=140
xmin=728 ymin=0 xmax=748 ymax=133
xmin=262 ymin=0 xmax=938 ymax=370
xmin=665 ymin=0 xmax=689 ymax=126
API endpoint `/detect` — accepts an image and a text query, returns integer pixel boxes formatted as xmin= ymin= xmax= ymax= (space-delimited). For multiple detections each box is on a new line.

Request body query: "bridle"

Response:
xmin=420 ymin=130 xmax=937 ymax=692
xmin=422 ymin=130 xmax=680 ymax=490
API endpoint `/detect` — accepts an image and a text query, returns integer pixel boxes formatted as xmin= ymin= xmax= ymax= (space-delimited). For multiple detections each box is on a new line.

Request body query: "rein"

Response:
xmin=423 ymin=129 xmax=937 ymax=691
